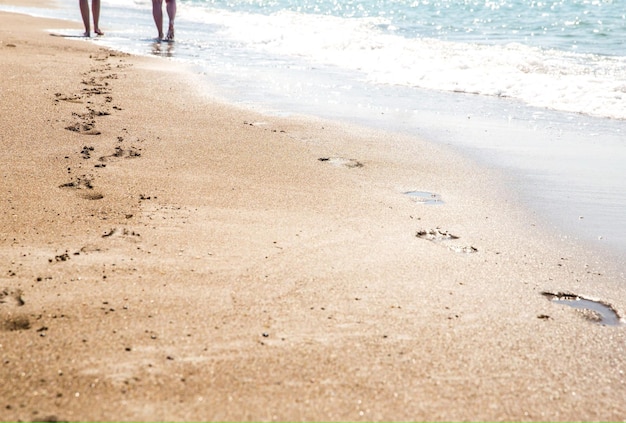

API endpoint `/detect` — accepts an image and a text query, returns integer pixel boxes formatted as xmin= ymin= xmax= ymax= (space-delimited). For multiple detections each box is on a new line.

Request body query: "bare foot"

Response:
xmin=95 ymin=28 xmax=104 ymax=36
xmin=166 ymin=25 xmax=174 ymax=41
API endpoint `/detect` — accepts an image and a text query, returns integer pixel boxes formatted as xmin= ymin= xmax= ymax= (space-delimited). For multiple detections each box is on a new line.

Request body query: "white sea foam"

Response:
xmin=196 ymin=8 xmax=626 ymax=119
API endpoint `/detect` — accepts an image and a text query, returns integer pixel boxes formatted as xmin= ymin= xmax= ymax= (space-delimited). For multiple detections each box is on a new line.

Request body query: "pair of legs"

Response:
xmin=79 ymin=0 xmax=103 ymax=37
xmin=152 ymin=0 xmax=176 ymax=41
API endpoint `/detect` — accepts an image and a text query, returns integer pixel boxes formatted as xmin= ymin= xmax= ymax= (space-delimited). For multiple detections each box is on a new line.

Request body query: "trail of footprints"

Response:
xmin=53 ymin=50 xmax=159 ymax=254
xmin=0 ymin=51 xmax=156 ymax=333
xmin=53 ymin=53 xmax=148 ymax=250
xmin=57 ymin=50 xmax=142 ymax=202
xmin=311 ymin=135 xmax=622 ymax=325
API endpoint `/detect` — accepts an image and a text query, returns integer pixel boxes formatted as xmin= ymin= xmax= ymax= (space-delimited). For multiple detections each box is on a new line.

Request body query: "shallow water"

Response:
xmin=404 ymin=191 xmax=444 ymax=205
xmin=542 ymin=292 xmax=622 ymax=326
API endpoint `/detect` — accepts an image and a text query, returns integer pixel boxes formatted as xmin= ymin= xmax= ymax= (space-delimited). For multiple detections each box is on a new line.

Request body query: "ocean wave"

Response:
xmin=195 ymin=7 xmax=625 ymax=119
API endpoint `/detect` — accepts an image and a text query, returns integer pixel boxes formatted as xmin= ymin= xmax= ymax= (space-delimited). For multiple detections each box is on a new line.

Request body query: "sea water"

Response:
xmin=3 ymin=0 xmax=626 ymax=262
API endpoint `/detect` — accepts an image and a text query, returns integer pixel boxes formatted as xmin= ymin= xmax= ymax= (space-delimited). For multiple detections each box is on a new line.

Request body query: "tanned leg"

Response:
xmin=92 ymin=0 xmax=103 ymax=35
xmin=79 ymin=0 xmax=90 ymax=36
xmin=166 ymin=0 xmax=176 ymax=40
xmin=152 ymin=0 xmax=164 ymax=40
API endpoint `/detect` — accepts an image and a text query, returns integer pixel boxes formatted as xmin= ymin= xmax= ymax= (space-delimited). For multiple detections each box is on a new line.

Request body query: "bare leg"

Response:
xmin=79 ymin=0 xmax=90 ymax=36
xmin=92 ymin=0 xmax=103 ymax=35
xmin=166 ymin=0 xmax=176 ymax=40
xmin=152 ymin=0 xmax=164 ymax=40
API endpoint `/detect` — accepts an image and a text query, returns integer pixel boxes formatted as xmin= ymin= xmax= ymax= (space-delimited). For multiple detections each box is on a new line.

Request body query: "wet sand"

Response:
xmin=1 ymin=6 xmax=626 ymax=422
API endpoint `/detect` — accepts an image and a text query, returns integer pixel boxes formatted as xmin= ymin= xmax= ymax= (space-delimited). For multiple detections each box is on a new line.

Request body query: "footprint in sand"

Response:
xmin=101 ymin=227 xmax=141 ymax=241
xmin=404 ymin=191 xmax=444 ymax=205
xmin=0 ymin=288 xmax=30 ymax=331
xmin=81 ymin=76 xmax=110 ymax=91
xmin=54 ymin=93 xmax=83 ymax=104
xmin=81 ymin=145 xmax=95 ymax=159
xmin=59 ymin=176 xmax=104 ymax=200
xmin=416 ymin=228 xmax=478 ymax=254
xmin=87 ymin=107 xmax=111 ymax=117
xmin=65 ymin=121 xmax=101 ymax=135
xmin=65 ymin=110 xmax=106 ymax=135
xmin=98 ymin=146 xmax=142 ymax=162
xmin=82 ymin=87 xmax=111 ymax=96
xmin=0 ymin=288 xmax=25 ymax=307
xmin=416 ymin=228 xmax=459 ymax=242
xmin=318 ymin=157 xmax=363 ymax=168
xmin=541 ymin=292 xmax=622 ymax=326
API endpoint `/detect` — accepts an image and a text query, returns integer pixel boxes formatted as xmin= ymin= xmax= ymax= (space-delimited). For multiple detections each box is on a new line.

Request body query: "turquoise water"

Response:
xmin=194 ymin=0 xmax=625 ymax=56
xmin=2 ymin=0 xmax=626 ymax=262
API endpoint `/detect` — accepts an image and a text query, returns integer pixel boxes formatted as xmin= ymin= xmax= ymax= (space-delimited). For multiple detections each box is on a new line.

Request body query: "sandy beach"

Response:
xmin=1 ymin=4 xmax=626 ymax=421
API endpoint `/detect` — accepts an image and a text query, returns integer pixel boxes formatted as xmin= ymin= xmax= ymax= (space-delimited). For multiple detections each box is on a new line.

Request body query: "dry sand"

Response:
xmin=1 ymin=5 xmax=626 ymax=422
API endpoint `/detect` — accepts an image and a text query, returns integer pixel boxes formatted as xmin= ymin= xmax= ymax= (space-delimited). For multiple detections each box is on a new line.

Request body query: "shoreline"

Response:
xmin=1 ymin=8 xmax=626 ymax=422
xmin=4 ymin=0 xmax=626 ymax=261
